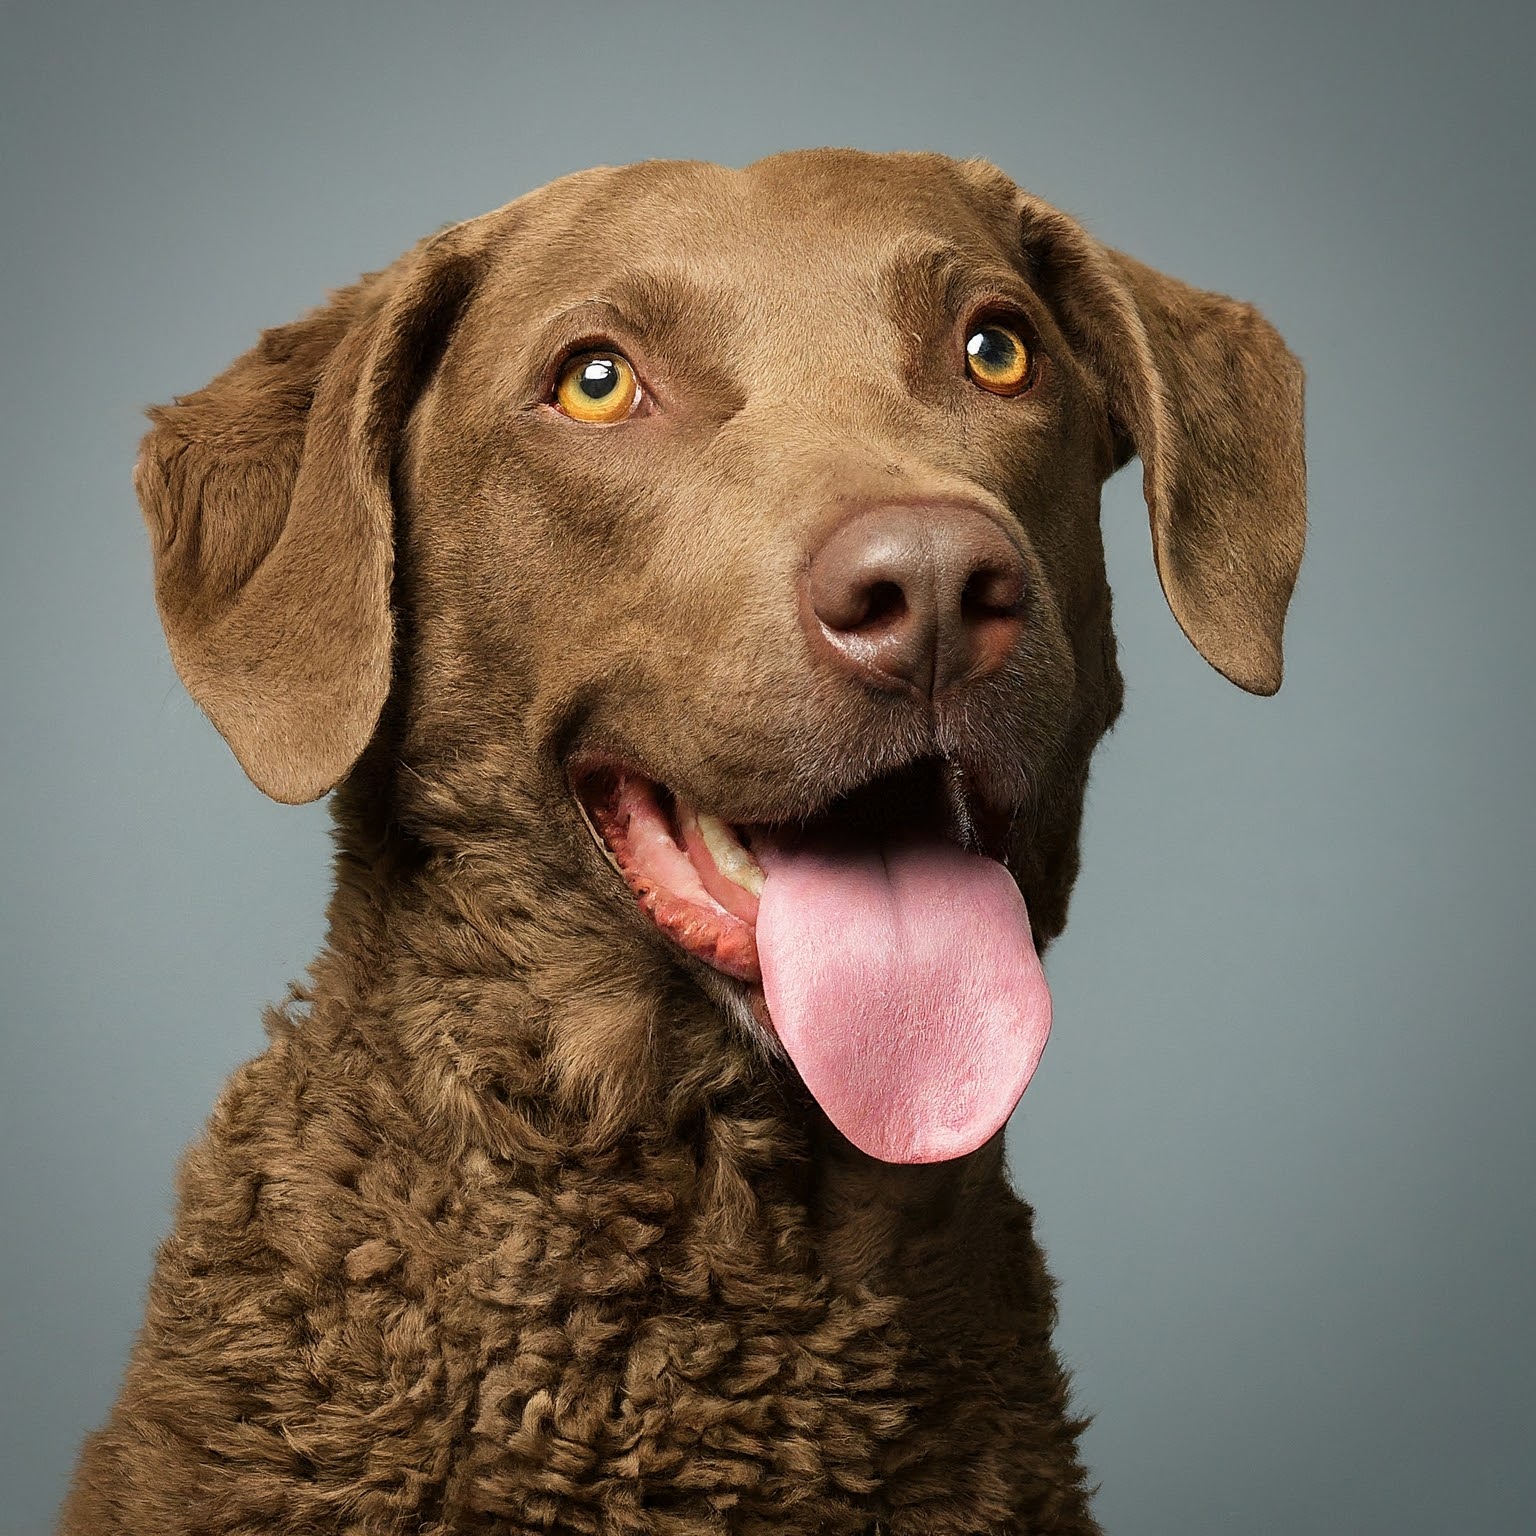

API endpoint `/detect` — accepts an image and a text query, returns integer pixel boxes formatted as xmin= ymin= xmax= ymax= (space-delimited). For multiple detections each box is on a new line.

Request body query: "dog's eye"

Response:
xmin=553 ymin=352 xmax=642 ymax=423
xmin=964 ymin=324 xmax=1033 ymax=396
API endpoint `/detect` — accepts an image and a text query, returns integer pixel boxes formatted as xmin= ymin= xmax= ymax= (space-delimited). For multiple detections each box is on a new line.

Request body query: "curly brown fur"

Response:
xmin=62 ymin=150 xmax=1304 ymax=1535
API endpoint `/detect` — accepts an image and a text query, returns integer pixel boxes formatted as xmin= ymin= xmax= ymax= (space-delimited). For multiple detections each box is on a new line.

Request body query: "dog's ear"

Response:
xmin=1018 ymin=197 xmax=1306 ymax=694
xmin=136 ymin=232 xmax=482 ymax=802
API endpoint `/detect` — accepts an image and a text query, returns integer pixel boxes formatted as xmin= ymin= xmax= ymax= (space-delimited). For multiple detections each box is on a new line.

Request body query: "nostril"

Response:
xmin=961 ymin=565 xmax=1027 ymax=622
xmin=811 ymin=560 xmax=912 ymax=633
xmin=855 ymin=579 xmax=907 ymax=632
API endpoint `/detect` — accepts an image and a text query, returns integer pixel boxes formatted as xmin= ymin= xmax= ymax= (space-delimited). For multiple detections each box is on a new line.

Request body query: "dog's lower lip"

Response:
xmin=572 ymin=764 xmax=765 ymax=982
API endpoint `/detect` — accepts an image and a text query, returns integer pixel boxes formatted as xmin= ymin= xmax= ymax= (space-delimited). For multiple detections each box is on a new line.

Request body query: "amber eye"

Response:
xmin=964 ymin=323 xmax=1033 ymax=396
xmin=553 ymin=351 xmax=641 ymax=423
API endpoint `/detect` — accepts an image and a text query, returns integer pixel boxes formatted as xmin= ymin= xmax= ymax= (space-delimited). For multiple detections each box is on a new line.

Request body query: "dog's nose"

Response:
xmin=804 ymin=503 xmax=1027 ymax=697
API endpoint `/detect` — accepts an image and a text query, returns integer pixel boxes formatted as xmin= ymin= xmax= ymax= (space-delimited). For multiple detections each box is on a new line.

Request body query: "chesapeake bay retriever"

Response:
xmin=63 ymin=149 xmax=1304 ymax=1534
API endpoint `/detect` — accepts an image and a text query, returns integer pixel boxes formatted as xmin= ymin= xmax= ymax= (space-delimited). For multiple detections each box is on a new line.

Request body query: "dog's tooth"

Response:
xmin=696 ymin=811 xmax=766 ymax=896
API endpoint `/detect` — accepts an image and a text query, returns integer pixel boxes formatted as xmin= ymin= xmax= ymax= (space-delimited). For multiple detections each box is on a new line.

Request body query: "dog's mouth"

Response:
xmin=572 ymin=756 xmax=1052 ymax=1164
xmin=574 ymin=765 xmax=769 ymax=984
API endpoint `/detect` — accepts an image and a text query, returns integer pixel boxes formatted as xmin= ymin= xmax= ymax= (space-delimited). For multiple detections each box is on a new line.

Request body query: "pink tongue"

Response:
xmin=755 ymin=837 xmax=1051 ymax=1164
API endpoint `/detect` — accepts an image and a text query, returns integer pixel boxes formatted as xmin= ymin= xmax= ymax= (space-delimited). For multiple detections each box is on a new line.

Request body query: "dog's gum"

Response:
xmin=686 ymin=807 xmax=765 ymax=897
xmin=578 ymin=767 xmax=763 ymax=982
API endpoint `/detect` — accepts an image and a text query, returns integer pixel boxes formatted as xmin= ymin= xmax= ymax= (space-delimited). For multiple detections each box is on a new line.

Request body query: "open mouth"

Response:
xmin=572 ymin=755 xmax=1053 ymax=1165
xmin=574 ymin=765 xmax=770 ymax=984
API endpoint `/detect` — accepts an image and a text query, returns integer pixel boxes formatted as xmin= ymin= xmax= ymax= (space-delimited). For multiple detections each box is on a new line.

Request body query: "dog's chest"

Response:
xmin=344 ymin=1158 xmax=1074 ymax=1534
xmin=425 ymin=1171 xmax=901 ymax=1532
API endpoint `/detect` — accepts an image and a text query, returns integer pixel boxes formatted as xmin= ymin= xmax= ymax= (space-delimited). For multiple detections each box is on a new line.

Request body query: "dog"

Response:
xmin=62 ymin=149 xmax=1304 ymax=1535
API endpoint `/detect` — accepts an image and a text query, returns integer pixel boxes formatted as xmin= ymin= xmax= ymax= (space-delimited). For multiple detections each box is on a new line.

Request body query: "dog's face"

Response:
xmin=136 ymin=150 xmax=1304 ymax=1161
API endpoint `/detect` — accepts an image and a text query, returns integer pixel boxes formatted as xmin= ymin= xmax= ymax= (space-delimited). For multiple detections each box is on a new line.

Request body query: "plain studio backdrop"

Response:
xmin=2 ymin=2 xmax=1532 ymax=1531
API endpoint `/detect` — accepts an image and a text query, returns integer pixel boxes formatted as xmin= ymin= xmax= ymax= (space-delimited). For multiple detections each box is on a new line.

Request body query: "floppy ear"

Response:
xmin=135 ymin=232 xmax=482 ymax=802
xmin=1019 ymin=197 xmax=1306 ymax=694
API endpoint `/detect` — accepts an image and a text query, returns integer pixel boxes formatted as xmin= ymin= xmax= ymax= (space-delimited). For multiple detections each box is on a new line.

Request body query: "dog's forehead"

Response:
xmin=474 ymin=151 xmax=1025 ymax=316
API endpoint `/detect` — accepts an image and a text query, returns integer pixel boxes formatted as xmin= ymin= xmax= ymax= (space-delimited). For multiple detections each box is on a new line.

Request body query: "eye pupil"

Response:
xmin=578 ymin=359 xmax=618 ymax=399
xmin=968 ymin=327 xmax=1014 ymax=369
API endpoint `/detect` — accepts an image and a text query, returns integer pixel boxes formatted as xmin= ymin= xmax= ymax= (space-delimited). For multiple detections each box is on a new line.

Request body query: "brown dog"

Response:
xmin=63 ymin=150 xmax=1304 ymax=1534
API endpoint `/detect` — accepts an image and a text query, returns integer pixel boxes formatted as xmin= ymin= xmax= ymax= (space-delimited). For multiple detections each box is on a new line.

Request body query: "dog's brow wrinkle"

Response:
xmin=891 ymin=239 xmax=964 ymax=280
xmin=544 ymin=297 xmax=639 ymax=331
xmin=613 ymin=271 xmax=743 ymax=332
xmin=881 ymin=240 xmax=966 ymax=305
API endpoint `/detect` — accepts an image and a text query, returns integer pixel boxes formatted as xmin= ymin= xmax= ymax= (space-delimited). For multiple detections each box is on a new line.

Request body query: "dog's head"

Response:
xmin=137 ymin=151 xmax=1304 ymax=1161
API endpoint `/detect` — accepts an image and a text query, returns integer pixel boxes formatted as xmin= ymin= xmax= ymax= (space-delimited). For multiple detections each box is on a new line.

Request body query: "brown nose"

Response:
xmin=804 ymin=503 xmax=1027 ymax=697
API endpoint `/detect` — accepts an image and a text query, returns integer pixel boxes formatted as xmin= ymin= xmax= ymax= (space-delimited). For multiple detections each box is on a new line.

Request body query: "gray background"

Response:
xmin=3 ymin=1 xmax=1532 ymax=1531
